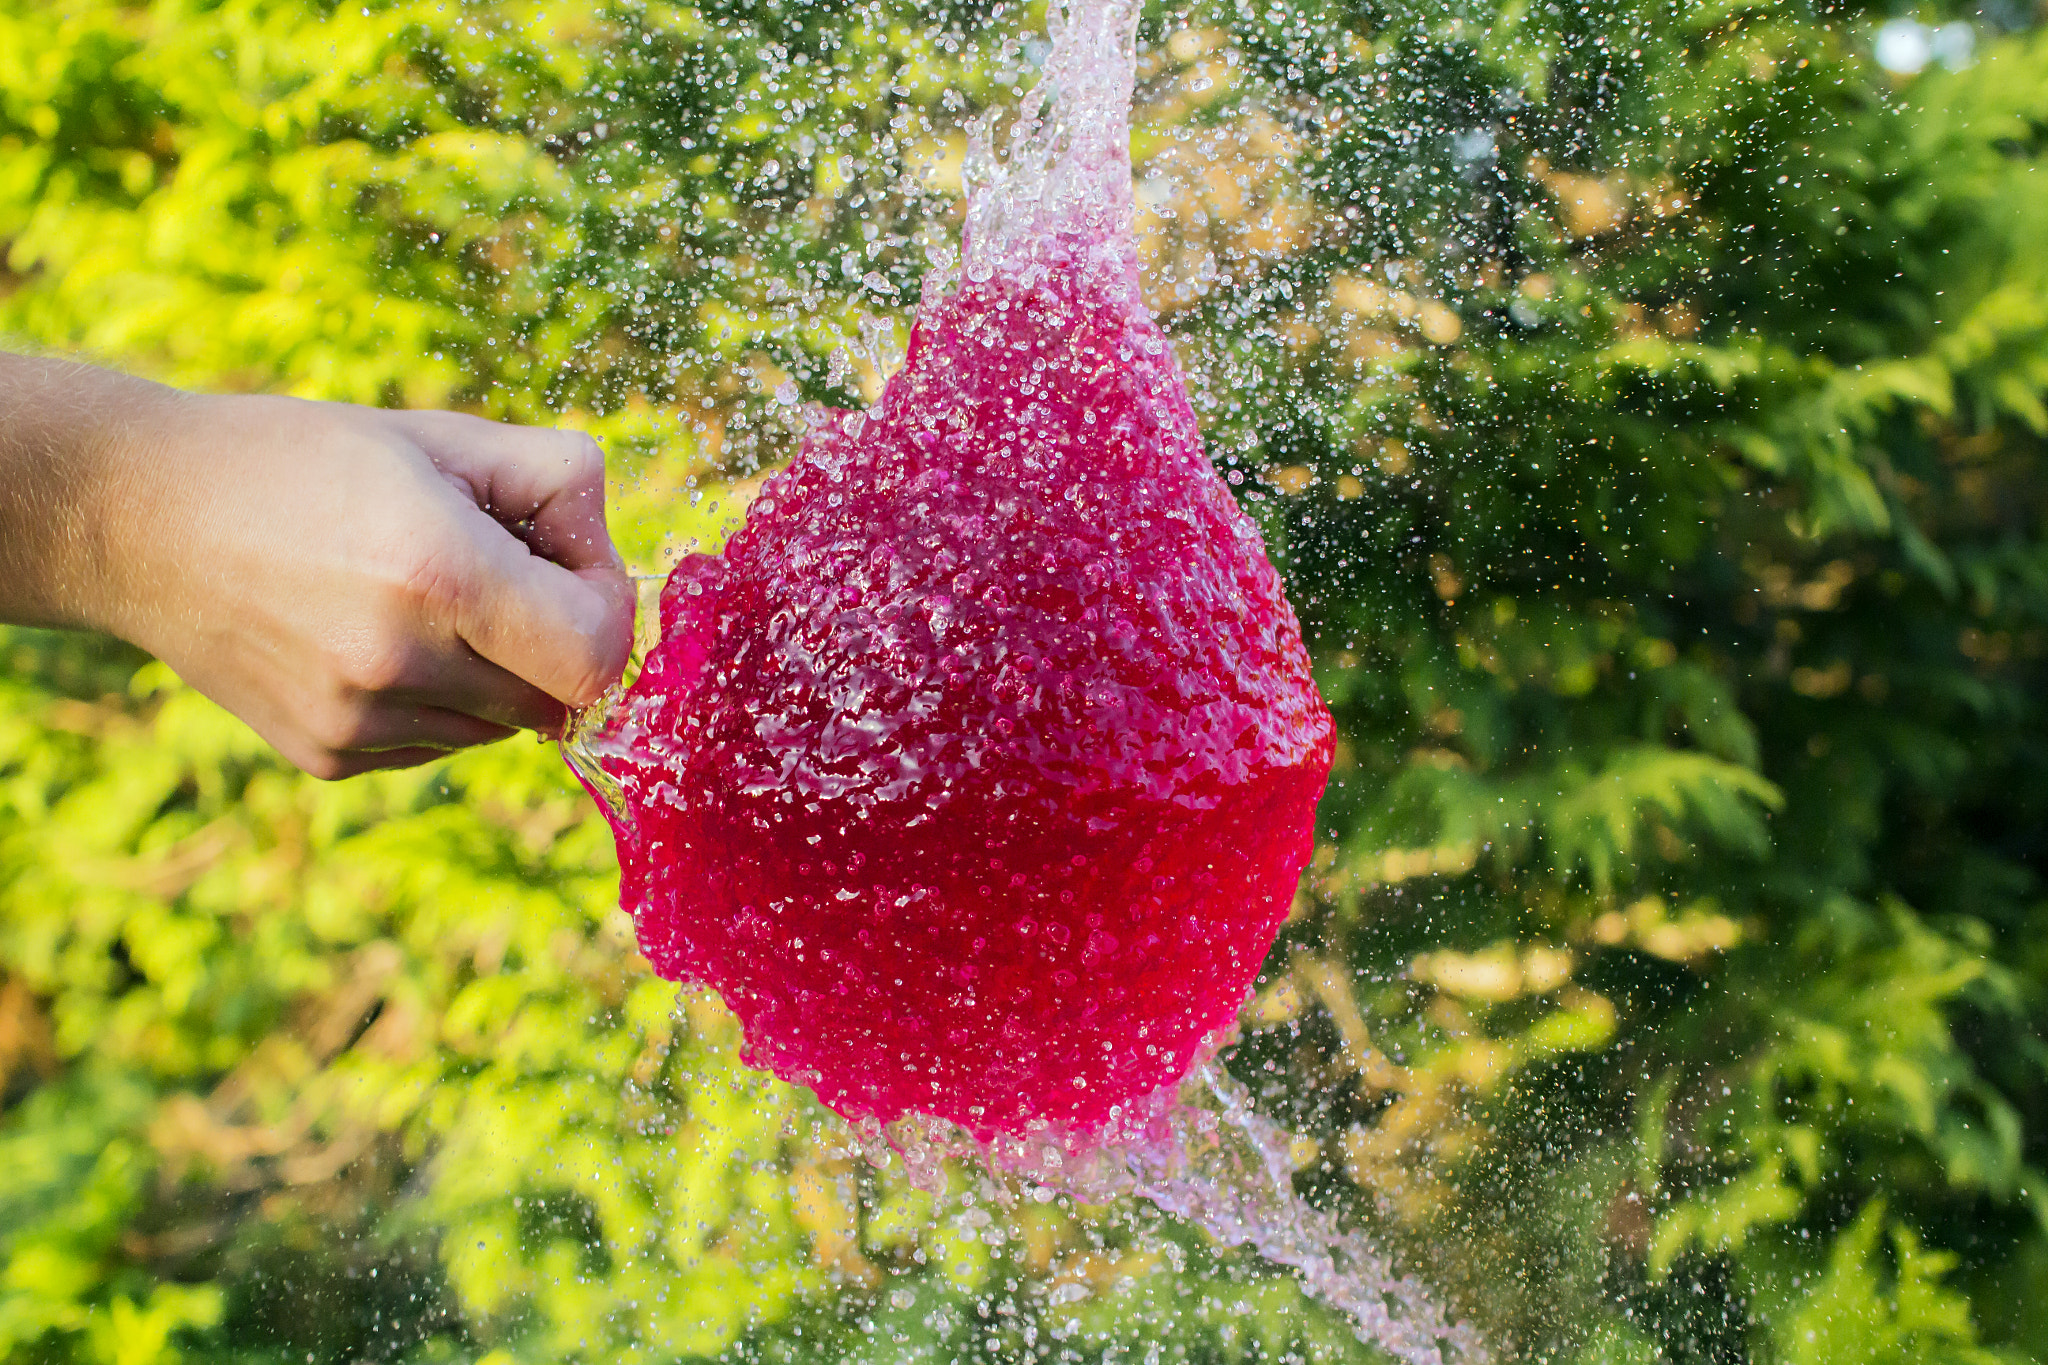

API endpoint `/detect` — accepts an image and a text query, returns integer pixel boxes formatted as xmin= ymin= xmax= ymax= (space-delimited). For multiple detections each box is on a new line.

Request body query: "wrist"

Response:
xmin=77 ymin=383 xmax=217 ymax=649
xmin=0 ymin=355 xmax=201 ymax=640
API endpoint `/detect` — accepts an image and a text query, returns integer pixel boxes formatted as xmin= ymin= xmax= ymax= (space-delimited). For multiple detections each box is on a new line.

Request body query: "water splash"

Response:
xmin=1109 ymin=1065 xmax=1486 ymax=1365
xmin=854 ymin=1052 xmax=1485 ymax=1365
xmin=960 ymin=0 xmax=1140 ymax=280
xmin=566 ymin=0 xmax=1333 ymax=1139
xmin=565 ymin=0 xmax=1480 ymax=1357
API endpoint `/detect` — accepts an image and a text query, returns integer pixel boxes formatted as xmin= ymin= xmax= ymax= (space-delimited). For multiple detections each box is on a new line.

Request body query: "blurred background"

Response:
xmin=2 ymin=0 xmax=2045 ymax=1361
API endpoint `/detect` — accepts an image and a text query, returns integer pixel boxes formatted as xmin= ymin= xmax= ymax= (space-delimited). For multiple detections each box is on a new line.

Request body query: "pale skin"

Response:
xmin=0 ymin=354 xmax=636 ymax=779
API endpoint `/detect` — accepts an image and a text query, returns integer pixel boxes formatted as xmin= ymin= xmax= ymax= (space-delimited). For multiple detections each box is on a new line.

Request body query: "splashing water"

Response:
xmin=571 ymin=0 xmax=1325 ymax=1145
xmin=868 ymin=1056 xmax=1487 ymax=1365
xmin=566 ymin=0 xmax=1478 ymax=1358
xmin=1119 ymin=1068 xmax=1484 ymax=1365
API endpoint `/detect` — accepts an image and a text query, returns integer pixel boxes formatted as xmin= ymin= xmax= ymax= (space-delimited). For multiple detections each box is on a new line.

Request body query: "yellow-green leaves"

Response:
xmin=1751 ymin=1203 xmax=2028 ymax=1365
xmin=0 ymin=625 xmax=815 ymax=1362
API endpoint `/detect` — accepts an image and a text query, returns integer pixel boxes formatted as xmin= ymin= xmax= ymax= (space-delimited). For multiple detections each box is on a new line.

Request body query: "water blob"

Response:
xmin=567 ymin=1 xmax=1481 ymax=1357
xmin=573 ymin=0 xmax=1331 ymax=1145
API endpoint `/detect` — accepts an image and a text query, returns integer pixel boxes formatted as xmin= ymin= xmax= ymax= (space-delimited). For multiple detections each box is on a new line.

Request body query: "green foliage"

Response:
xmin=1744 ymin=1201 xmax=2017 ymax=1365
xmin=4 ymin=0 xmax=2048 ymax=1362
xmin=0 ymin=631 xmax=816 ymax=1363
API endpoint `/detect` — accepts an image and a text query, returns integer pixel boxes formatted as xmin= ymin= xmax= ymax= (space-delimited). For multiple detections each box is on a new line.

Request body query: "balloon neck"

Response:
xmin=561 ymin=691 xmax=633 ymax=826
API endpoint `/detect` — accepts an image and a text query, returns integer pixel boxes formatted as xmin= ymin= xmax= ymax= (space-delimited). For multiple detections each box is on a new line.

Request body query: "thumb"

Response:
xmin=449 ymin=508 xmax=636 ymax=708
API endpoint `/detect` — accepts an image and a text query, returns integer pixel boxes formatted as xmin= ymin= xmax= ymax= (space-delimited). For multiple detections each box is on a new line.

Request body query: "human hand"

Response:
xmin=0 ymin=358 xmax=635 ymax=779
xmin=123 ymin=395 xmax=637 ymax=778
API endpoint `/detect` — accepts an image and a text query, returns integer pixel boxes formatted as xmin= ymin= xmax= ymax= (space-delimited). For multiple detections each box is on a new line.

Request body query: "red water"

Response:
xmin=567 ymin=9 xmax=1486 ymax=1353
xmin=587 ymin=222 xmax=1332 ymax=1140
xmin=581 ymin=9 xmax=1333 ymax=1139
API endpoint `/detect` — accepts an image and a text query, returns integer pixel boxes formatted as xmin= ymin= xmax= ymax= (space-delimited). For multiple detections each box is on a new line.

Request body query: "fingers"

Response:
xmin=397 ymin=644 xmax=569 ymax=735
xmin=307 ymin=745 xmax=472 ymax=782
xmin=337 ymin=703 xmax=521 ymax=754
xmin=381 ymin=410 xmax=637 ymax=708
xmin=281 ymin=702 xmax=525 ymax=782
xmin=388 ymin=410 xmax=624 ymax=573
xmin=271 ymin=721 xmax=500 ymax=782
xmin=426 ymin=503 xmax=636 ymax=708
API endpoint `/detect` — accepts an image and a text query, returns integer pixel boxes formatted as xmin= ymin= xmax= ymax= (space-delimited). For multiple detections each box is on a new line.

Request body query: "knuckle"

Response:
xmin=295 ymin=747 xmax=350 ymax=782
xmin=321 ymin=594 xmax=419 ymax=694
xmin=396 ymin=541 xmax=466 ymax=613
xmin=332 ymin=637 xmax=412 ymax=696
xmin=558 ymin=430 xmax=606 ymax=485
xmin=307 ymin=696 xmax=376 ymax=755
xmin=339 ymin=650 xmax=407 ymax=699
xmin=384 ymin=540 xmax=475 ymax=643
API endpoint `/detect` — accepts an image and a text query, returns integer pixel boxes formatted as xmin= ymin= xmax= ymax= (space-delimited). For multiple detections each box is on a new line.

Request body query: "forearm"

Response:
xmin=0 ymin=353 xmax=187 ymax=634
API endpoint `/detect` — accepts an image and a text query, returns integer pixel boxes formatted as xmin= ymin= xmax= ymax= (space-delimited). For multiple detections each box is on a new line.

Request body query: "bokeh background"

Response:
xmin=3 ymin=0 xmax=2046 ymax=1361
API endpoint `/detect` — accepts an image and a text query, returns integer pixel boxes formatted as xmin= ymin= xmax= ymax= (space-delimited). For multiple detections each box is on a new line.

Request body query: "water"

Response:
xmin=969 ymin=1059 xmax=1485 ymax=1365
xmin=569 ymin=0 xmax=1329 ymax=1138
xmin=565 ymin=0 xmax=1477 ymax=1357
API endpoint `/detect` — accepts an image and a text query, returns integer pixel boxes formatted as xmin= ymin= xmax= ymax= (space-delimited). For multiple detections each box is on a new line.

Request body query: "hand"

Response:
xmin=0 ymin=357 xmax=635 ymax=778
